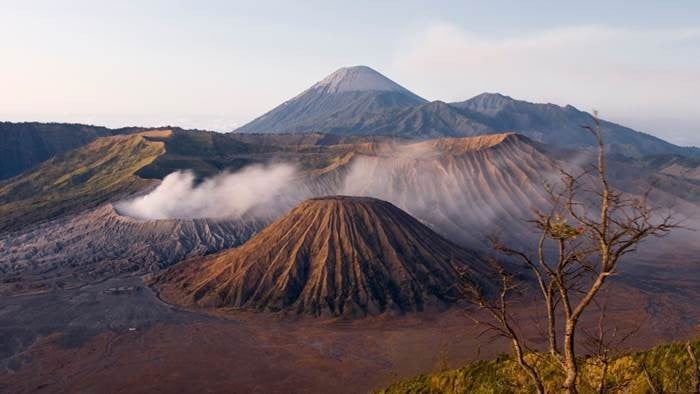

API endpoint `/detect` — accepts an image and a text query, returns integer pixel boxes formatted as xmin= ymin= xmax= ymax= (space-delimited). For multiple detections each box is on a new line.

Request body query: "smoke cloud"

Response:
xmin=116 ymin=164 xmax=298 ymax=220
xmin=114 ymin=139 xmax=697 ymax=259
xmin=115 ymin=139 xmax=551 ymax=251
xmin=334 ymin=143 xmax=544 ymax=248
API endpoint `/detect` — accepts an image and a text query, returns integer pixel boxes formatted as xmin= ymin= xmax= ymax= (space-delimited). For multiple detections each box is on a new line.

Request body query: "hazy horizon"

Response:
xmin=1 ymin=1 xmax=698 ymax=146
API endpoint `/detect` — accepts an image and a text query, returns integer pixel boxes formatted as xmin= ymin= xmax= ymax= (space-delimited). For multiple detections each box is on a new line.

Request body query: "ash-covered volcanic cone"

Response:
xmin=156 ymin=196 xmax=487 ymax=317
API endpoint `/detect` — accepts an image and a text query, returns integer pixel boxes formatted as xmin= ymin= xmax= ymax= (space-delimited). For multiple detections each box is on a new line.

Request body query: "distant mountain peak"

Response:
xmin=472 ymin=92 xmax=514 ymax=100
xmin=235 ymin=65 xmax=426 ymax=134
xmin=466 ymin=92 xmax=515 ymax=108
xmin=311 ymin=65 xmax=416 ymax=95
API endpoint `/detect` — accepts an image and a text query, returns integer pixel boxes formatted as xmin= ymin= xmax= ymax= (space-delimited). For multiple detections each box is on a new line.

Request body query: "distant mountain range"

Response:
xmin=1 ymin=65 xmax=698 ymax=183
xmin=235 ymin=66 xmax=700 ymax=158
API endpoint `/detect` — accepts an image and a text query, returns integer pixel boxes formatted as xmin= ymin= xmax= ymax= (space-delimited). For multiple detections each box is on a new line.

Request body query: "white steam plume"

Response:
xmin=116 ymin=164 xmax=298 ymax=220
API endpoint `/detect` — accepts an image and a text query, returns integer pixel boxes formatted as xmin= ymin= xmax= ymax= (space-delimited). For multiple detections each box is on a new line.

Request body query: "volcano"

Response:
xmin=157 ymin=196 xmax=487 ymax=317
xmin=235 ymin=66 xmax=427 ymax=134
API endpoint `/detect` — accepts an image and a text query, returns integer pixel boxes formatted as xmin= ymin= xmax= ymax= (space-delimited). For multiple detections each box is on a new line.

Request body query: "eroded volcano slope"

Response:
xmin=0 ymin=204 xmax=264 ymax=294
xmin=303 ymin=133 xmax=556 ymax=249
xmin=156 ymin=196 xmax=487 ymax=317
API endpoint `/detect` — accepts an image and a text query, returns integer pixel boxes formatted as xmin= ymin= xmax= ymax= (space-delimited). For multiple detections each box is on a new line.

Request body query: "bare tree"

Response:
xmin=467 ymin=113 xmax=679 ymax=393
xmin=466 ymin=264 xmax=545 ymax=393
xmin=581 ymin=295 xmax=641 ymax=393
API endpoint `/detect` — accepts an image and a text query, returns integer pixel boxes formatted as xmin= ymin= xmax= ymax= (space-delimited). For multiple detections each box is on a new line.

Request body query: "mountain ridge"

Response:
xmin=452 ymin=93 xmax=700 ymax=157
xmin=0 ymin=131 xmax=169 ymax=232
xmin=235 ymin=66 xmax=699 ymax=158
xmin=0 ymin=122 xmax=158 ymax=180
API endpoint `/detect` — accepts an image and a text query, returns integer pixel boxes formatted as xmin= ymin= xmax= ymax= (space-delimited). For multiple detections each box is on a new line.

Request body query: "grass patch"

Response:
xmin=378 ymin=340 xmax=700 ymax=393
xmin=0 ymin=133 xmax=165 ymax=232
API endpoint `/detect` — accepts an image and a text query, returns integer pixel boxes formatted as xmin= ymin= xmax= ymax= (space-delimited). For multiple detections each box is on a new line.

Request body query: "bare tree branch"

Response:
xmin=466 ymin=111 xmax=682 ymax=394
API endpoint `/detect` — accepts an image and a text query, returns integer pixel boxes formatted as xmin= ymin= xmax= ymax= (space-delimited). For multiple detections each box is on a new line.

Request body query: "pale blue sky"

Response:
xmin=1 ymin=1 xmax=698 ymax=145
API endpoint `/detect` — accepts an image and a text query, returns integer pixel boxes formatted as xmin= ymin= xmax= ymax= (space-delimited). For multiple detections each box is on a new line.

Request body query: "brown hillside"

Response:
xmin=157 ymin=196 xmax=487 ymax=317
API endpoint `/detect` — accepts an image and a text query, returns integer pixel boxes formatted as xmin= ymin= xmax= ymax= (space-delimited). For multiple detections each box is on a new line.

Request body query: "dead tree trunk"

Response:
xmin=688 ymin=342 xmax=700 ymax=393
xmin=562 ymin=319 xmax=578 ymax=393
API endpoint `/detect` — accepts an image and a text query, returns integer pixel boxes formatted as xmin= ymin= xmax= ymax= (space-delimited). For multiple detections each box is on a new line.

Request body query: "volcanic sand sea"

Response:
xmin=2 ymin=263 xmax=699 ymax=394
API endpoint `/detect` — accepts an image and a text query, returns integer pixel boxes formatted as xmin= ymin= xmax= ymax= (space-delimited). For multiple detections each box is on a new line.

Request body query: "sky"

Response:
xmin=1 ymin=0 xmax=698 ymax=146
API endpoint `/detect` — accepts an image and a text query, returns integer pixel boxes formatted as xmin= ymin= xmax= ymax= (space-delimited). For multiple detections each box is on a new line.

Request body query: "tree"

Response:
xmin=466 ymin=113 xmax=679 ymax=393
xmin=467 ymin=262 xmax=546 ymax=393
xmin=580 ymin=294 xmax=641 ymax=393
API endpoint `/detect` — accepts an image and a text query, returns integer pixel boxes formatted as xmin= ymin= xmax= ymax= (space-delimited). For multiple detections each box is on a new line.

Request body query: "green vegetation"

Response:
xmin=0 ymin=133 xmax=165 ymax=232
xmin=137 ymin=130 xmax=363 ymax=178
xmin=137 ymin=130 xmax=288 ymax=179
xmin=379 ymin=340 xmax=700 ymax=393
xmin=0 ymin=128 xmax=360 ymax=233
xmin=0 ymin=121 xmax=155 ymax=180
